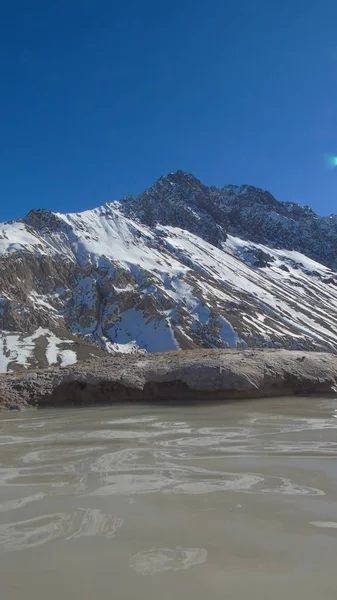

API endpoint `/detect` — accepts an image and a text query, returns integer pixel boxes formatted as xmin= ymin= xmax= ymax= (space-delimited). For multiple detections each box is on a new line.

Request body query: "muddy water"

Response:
xmin=1 ymin=398 xmax=337 ymax=599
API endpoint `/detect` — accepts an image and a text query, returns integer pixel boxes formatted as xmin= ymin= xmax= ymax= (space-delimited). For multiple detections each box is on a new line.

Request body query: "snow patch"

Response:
xmin=0 ymin=328 xmax=78 ymax=373
xmin=218 ymin=316 xmax=240 ymax=348
xmin=107 ymin=308 xmax=180 ymax=353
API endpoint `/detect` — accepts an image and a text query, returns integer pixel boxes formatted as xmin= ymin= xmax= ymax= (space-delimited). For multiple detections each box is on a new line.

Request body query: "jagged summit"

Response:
xmin=121 ymin=170 xmax=228 ymax=247
xmin=119 ymin=171 xmax=337 ymax=269
xmin=25 ymin=208 xmax=65 ymax=232
xmin=159 ymin=169 xmax=204 ymax=186
xmin=1 ymin=171 xmax=337 ymax=372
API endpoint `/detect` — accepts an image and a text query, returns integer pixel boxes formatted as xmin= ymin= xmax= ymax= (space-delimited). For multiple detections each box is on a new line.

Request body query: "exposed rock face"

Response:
xmin=122 ymin=172 xmax=229 ymax=248
xmin=1 ymin=350 xmax=336 ymax=409
xmin=1 ymin=171 xmax=337 ymax=372
xmin=122 ymin=171 xmax=337 ymax=269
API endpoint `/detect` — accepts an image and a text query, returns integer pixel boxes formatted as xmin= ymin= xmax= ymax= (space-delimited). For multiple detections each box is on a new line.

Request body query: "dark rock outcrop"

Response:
xmin=121 ymin=172 xmax=337 ymax=269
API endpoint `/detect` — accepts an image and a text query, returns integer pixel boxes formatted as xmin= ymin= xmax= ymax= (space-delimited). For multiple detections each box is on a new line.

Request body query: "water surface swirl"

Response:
xmin=1 ymin=397 xmax=337 ymax=599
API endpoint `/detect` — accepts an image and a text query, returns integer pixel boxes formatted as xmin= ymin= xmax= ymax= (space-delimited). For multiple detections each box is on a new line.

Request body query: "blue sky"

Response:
xmin=1 ymin=0 xmax=337 ymax=221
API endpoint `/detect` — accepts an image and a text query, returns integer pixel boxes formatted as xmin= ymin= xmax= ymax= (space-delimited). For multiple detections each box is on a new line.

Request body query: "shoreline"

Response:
xmin=1 ymin=348 xmax=337 ymax=410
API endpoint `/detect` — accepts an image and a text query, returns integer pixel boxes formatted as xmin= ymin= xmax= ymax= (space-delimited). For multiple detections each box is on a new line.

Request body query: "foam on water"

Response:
xmin=130 ymin=547 xmax=208 ymax=575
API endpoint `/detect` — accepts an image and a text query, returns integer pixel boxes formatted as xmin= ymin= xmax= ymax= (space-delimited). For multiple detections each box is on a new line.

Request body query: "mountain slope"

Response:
xmin=1 ymin=171 xmax=337 ymax=372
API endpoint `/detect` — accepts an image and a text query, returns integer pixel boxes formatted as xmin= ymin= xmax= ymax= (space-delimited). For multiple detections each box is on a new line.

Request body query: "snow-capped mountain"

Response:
xmin=1 ymin=171 xmax=337 ymax=372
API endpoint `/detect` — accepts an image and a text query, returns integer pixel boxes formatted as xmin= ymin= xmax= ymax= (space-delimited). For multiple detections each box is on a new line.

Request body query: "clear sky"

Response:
xmin=1 ymin=0 xmax=337 ymax=221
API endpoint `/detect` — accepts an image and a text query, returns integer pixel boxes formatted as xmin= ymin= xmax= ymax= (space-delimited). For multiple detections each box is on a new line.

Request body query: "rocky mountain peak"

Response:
xmin=119 ymin=173 xmax=337 ymax=269
xmin=121 ymin=171 xmax=228 ymax=247
xmin=158 ymin=169 xmax=205 ymax=189
xmin=25 ymin=208 xmax=64 ymax=233
xmin=142 ymin=170 xmax=208 ymax=204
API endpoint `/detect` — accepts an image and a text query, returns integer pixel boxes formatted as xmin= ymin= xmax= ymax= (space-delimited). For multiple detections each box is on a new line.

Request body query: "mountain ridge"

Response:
xmin=120 ymin=171 xmax=337 ymax=269
xmin=21 ymin=169 xmax=335 ymax=266
xmin=1 ymin=171 xmax=337 ymax=373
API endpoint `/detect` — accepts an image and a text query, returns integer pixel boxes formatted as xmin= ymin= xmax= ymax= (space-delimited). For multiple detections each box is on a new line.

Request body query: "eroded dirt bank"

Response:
xmin=0 ymin=349 xmax=336 ymax=409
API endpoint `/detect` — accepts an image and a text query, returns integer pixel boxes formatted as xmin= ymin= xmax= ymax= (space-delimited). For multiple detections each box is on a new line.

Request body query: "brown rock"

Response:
xmin=0 ymin=349 xmax=336 ymax=409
